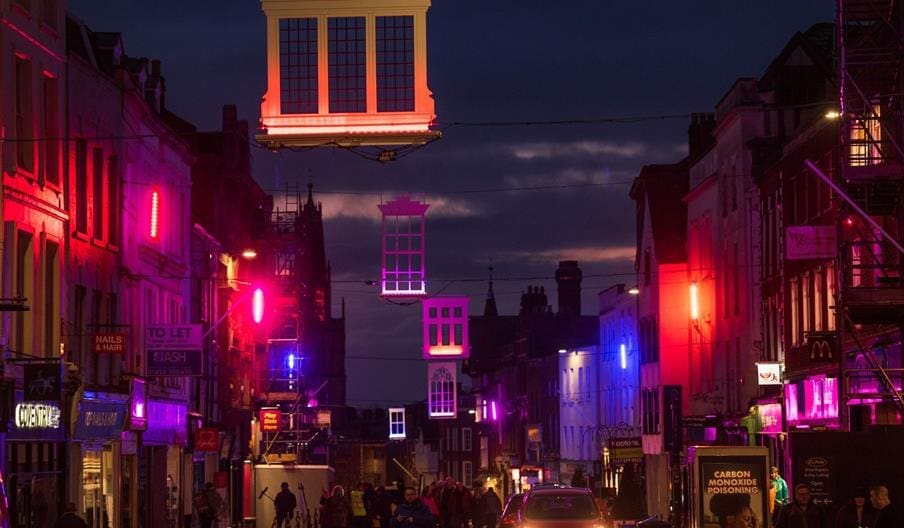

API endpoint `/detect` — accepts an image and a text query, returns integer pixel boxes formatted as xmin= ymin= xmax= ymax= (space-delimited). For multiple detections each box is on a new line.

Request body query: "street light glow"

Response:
xmin=241 ymin=249 xmax=258 ymax=259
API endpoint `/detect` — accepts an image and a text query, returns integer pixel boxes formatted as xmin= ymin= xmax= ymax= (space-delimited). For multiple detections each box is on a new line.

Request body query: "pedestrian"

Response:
xmin=371 ymin=486 xmax=394 ymax=528
xmin=390 ymin=486 xmax=436 ymax=528
xmin=835 ymin=487 xmax=878 ymax=528
xmin=776 ymin=484 xmax=828 ymax=528
xmin=480 ymin=487 xmax=502 ymax=528
xmin=193 ymin=486 xmax=216 ymax=528
xmin=275 ymin=482 xmax=298 ymax=528
xmin=203 ymin=482 xmax=222 ymax=528
xmin=471 ymin=484 xmax=486 ymax=528
xmin=53 ymin=503 xmax=88 ymax=528
xmin=421 ymin=485 xmax=440 ymax=519
xmin=771 ymin=466 xmax=789 ymax=525
xmin=352 ymin=482 xmax=371 ymax=528
xmin=325 ymin=485 xmax=352 ymax=528
xmin=870 ymin=485 xmax=901 ymax=528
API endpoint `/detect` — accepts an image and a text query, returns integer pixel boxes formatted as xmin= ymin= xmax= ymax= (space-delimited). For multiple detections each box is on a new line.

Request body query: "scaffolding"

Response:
xmin=836 ymin=0 xmax=904 ymax=422
xmin=258 ymin=182 xmax=329 ymax=464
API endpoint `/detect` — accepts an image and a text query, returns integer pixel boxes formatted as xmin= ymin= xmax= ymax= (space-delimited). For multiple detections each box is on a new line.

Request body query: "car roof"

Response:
xmin=525 ymin=486 xmax=591 ymax=496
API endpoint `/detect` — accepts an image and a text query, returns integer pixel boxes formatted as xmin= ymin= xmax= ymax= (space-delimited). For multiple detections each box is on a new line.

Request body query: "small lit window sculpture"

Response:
xmin=427 ymin=362 xmax=456 ymax=419
xmin=422 ymin=296 xmax=468 ymax=359
xmin=389 ymin=407 xmax=406 ymax=439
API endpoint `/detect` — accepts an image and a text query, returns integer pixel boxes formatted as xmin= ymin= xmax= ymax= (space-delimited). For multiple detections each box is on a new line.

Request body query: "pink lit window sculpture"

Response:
xmin=428 ymin=362 xmax=456 ymax=419
xmin=389 ymin=408 xmax=406 ymax=439
xmin=422 ymin=296 xmax=468 ymax=359
xmin=379 ymin=197 xmax=428 ymax=297
xmin=257 ymin=0 xmax=439 ymax=148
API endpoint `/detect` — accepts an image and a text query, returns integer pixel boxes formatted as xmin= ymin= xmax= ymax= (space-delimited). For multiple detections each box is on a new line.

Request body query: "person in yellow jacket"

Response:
xmin=351 ymin=482 xmax=370 ymax=528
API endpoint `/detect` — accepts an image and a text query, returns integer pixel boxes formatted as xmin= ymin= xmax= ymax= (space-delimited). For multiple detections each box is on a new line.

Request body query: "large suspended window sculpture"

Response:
xmin=379 ymin=196 xmax=428 ymax=298
xmin=422 ymin=296 xmax=469 ymax=359
xmin=258 ymin=0 xmax=439 ymax=148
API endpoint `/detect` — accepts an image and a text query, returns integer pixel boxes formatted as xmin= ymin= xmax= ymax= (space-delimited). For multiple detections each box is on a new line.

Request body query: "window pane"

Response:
xmin=328 ymin=17 xmax=366 ymax=113
xmin=376 ymin=16 xmax=414 ymax=112
xmin=279 ymin=18 xmax=318 ymax=114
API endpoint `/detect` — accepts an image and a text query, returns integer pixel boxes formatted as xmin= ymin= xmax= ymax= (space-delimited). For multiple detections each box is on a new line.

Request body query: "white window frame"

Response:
xmin=389 ymin=408 xmax=406 ymax=439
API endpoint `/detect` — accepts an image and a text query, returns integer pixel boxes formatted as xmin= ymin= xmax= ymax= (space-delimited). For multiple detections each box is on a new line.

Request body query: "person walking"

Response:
xmin=480 ymin=487 xmax=502 ymax=528
xmin=771 ymin=467 xmax=789 ymax=526
xmin=835 ymin=487 xmax=878 ymax=528
xmin=325 ymin=485 xmax=352 ymax=528
xmin=352 ymin=482 xmax=371 ymax=528
xmin=776 ymin=484 xmax=828 ymax=528
xmin=870 ymin=485 xmax=901 ymax=528
xmin=371 ymin=487 xmax=394 ymax=528
xmin=275 ymin=482 xmax=299 ymax=528
xmin=471 ymin=484 xmax=486 ymax=528
xmin=53 ymin=503 xmax=88 ymax=528
xmin=390 ymin=486 xmax=436 ymax=528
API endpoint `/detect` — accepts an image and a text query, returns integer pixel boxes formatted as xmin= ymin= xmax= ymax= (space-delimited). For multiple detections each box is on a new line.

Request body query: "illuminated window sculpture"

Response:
xmin=379 ymin=196 xmax=428 ymax=297
xmin=258 ymin=0 xmax=439 ymax=148
xmin=422 ymin=296 xmax=468 ymax=359
xmin=427 ymin=362 xmax=456 ymax=418
xmin=389 ymin=407 xmax=406 ymax=439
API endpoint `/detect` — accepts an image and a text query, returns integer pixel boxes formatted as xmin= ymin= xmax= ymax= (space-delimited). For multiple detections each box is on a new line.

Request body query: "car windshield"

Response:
xmin=502 ymin=494 xmax=523 ymax=516
xmin=525 ymin=494 xmax=597 ymax=520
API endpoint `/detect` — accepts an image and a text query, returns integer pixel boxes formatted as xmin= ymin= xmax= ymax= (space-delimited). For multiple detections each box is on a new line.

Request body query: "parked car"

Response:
xmin=518 ymin=486 xmax=602 ymax=528
xmin=500 ymin=493 xmax=523 ymax=527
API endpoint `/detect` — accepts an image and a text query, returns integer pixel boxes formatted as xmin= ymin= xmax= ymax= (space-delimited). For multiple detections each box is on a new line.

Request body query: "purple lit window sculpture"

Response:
xmin=379 ymin=196 xmax=428 ymax=297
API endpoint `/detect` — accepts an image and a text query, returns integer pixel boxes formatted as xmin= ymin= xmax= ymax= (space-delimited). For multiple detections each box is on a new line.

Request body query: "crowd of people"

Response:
xmin=764 ymin=467 xmax=901 ymax=528
xmin=315 ymin=478 xmax=503 ymax=528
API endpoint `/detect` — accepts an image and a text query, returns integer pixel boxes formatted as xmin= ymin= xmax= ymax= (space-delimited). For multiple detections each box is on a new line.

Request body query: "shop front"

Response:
xmin=72 ymin=392 xmax=130 ymax=528
xmin=6 ymin=393 xmax=66 ymax=528
xmin=140 ymin=399 xmax=188 ymax=528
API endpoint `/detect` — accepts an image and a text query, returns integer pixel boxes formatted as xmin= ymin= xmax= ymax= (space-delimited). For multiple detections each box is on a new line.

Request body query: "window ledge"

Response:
xmin=73 ymin=231 xmax=90 ymax=242
xmin=91 ymin=237 xmax=107 ymax=249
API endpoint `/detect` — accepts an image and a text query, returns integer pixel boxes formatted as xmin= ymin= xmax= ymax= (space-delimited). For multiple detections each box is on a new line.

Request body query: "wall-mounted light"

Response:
xmin=252 ymin=287 xmax=265 ymax=324
xmin=825 ymin=110 xmax=841 ymax=120
xmin=690 ymin=282 xmax=699 ymax=321
xmin=620 ymin=343 xmax=627 ymax=370
xmin=150 ymin=190 xmax=160 ymax=239
xmin=628 ymin=287 xmax=640 ymax=295
xmin=241 ymin=249 xmax=258 ymax=259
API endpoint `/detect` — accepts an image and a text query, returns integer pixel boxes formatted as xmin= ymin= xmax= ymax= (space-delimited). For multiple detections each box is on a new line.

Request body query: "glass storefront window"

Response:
xmin=83 ymin=446 xmax=115 ymax=528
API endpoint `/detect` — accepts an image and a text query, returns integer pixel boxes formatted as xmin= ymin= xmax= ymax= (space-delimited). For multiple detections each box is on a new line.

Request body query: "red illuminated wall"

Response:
xmin=658 ymin=263 xmax=691 ymax=413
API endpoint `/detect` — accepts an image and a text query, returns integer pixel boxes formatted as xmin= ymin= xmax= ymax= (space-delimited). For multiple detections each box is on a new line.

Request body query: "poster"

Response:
xmin=698 ymin=455 xmax=769 ymax=528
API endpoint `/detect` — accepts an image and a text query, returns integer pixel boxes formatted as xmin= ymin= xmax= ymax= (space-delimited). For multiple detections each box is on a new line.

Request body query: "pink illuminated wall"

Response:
xmin=379 ymin=197 xmax=428 ymax=297
xmin=422 ymin=296 xmax=469 ymax=359
xmin=785 ymin=375 xmax=839 ymax=423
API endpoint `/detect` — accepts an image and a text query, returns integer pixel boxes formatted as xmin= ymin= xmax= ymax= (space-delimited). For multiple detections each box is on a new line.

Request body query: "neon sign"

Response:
xmin=15 ymin=402 xmax=61 ymax=429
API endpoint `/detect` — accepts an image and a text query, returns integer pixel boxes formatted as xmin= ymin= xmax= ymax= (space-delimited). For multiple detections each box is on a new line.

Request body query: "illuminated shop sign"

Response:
xmin=15 ymin=402 xmax=62 ymax=429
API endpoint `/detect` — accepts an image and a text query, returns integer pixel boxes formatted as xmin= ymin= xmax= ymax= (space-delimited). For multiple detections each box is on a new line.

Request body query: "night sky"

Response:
xmin=70 ymin=0 xmax=834 ymax=407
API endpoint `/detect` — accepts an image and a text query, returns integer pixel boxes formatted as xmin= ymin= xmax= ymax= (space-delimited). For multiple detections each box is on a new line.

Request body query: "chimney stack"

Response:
xmin=555 ymin=260 xmax=582 ymax=316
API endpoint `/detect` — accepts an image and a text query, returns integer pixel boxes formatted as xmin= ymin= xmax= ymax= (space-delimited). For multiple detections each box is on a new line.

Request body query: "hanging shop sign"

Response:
xmin=24 ymin=363 xmax=61 ymax=401
xmin=756 ymin=362 xmax=782 ymax=386
xmin=260 ymin=409 xmax=282 ymax=432
xmin=785 ymin=225 xmax=836 ymax=260
xmin=144 ymin=400 xmax=188 ymax=445
xmin=195 ymin=427 xmax=219 ymax=451
xmin=146 ymin=324 xmax=203 ymax=376
xmin=93 ymin=333 xmax=126 ymax=353
xmin=608 ymin=437 xmax=643 ymax=463
xmin=756 ymin=403 xmax=783 ymax=435
xmin=14 ymin=402 xmax=61 ymax=429
xmin=74 ymin=400 xmax=128 ymax=440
